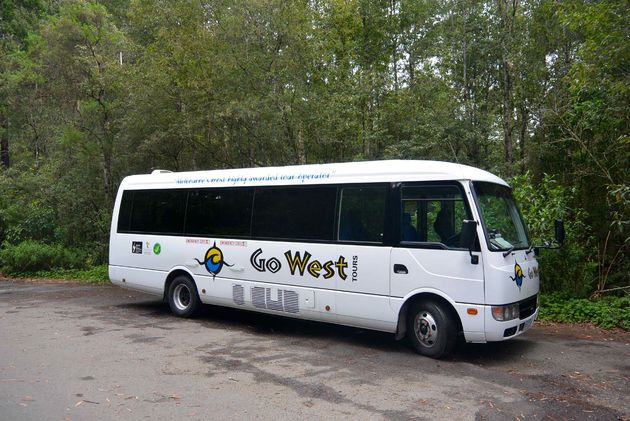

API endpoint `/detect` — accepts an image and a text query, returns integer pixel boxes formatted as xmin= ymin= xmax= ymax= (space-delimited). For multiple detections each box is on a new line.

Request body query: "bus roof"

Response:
xmin=120 ymin=160 xmax=508 ymax=189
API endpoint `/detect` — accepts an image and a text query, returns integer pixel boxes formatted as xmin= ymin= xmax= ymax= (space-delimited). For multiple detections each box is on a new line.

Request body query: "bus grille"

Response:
xmin=519 ymin=294 xmax=537 ymax=320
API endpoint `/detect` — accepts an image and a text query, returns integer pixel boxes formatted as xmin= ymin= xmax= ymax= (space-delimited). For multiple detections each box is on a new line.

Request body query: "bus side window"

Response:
xmin=432 ymin=202 xmax=456 ymax=245
xmin=401 ymin=185 xmax=471 ymax=248
xmin=338 ymin=186 xmax=387 ymax=243
xmin=402 ymin=212 xmax=418 ymax=241
xmin=185 ymin=188 xmax=253 ymax=237
xmin=117 ymin=190 xmax=134 ymax=232
xmin=251 ymin=186 xmax=337 ymax=241
xmin=127 ymin=189 xmax=187 ymax=234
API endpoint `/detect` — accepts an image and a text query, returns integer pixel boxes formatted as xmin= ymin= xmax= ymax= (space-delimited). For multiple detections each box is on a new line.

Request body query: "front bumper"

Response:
xmin=484 ymin=305 xmax=539 ymax=342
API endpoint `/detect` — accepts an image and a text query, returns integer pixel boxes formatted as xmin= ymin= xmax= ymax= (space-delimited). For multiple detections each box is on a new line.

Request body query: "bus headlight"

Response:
xmin=491 ymin=304 xmax=519 ymax=321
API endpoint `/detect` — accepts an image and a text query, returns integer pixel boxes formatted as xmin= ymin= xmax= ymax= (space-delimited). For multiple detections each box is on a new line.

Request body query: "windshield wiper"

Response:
xmin=502 ymin=246 xmax=514 ymax=257
xmin=490 ymin=237 xmax=514 ymax=255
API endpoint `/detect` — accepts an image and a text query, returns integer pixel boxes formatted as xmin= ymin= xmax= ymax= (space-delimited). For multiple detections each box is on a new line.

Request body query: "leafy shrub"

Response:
xmin=0 ymin=201 xmax=58 ymax=246
xmin=0 ymin=240 xmax=87 ymax=274
xmin=0 ymin=170 xmax=59 ymax=246
xmin=0 ymin=165 xmax=111 ymax=267
xmin=511 ymin=172 xmax=598 ymax=297
xmin=539 ymin=293 xmax=630 ymax=330
xmin=30 ymin=265 xmax=109 ymax=283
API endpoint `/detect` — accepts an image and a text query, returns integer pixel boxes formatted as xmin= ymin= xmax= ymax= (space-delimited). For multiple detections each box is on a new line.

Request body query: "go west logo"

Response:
xmin=250 ymin=248 xmax=352 ymax=280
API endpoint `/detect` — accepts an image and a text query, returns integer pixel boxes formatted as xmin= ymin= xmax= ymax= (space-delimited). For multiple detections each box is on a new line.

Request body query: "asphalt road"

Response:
xmin=0 ymin=279 xmax=628 ymax=421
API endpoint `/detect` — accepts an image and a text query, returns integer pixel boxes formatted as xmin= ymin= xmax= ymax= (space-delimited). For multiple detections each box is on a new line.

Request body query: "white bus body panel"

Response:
xmin=390 ymin=247 xmax=486 ymax=341
xmin=109 ymin=236 xmax=395 ymax=330
xmin=484 ymin=249 xmax=539 ymax=305
xmin=118 ymin=160 xmax=507 ymax=190
xmin=109 ymin=160 xmax=538 ymax=343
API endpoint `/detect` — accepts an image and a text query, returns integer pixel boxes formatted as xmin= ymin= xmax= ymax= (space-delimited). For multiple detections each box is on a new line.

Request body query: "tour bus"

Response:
xmin=109 ymin=160 xmax=563 ymax=358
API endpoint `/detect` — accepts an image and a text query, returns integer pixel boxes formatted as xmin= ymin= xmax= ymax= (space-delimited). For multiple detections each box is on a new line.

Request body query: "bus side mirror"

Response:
xmin=461 ymin=220 xmax=479 ymax=265
xmin=555 ymin=219 xmax=565 ymax=245
xmin=535 ymin=219 xmax=566 ymax=252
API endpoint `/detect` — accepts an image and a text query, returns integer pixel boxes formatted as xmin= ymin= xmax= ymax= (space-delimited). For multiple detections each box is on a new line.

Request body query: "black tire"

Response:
xmin=167 ymin=275 xmax=200 ymax=318
xmin=407 ymin=300 xmax=457 ymax=359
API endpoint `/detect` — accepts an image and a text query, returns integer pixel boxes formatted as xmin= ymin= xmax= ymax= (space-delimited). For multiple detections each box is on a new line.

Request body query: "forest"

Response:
xmin=0 ymin=0 xmax=627 ymax=323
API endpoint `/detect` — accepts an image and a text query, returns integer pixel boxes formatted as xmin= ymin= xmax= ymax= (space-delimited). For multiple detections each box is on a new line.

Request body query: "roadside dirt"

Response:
xmin=535 ymin=320 xmax=630 ymax=343
xmin=1 ymin=278 xmax=628 ymax=420
xmin=4 ymin=275 xmax=628 ymax=343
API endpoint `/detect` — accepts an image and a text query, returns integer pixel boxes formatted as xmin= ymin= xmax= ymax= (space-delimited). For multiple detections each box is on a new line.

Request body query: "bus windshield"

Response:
xmin=473 ymin=182 xmax=530 ymax=251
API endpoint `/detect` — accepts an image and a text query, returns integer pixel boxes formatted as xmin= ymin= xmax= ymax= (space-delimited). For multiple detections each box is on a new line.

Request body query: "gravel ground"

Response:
xmin=0 ymin=278 xmax=628 ymax=420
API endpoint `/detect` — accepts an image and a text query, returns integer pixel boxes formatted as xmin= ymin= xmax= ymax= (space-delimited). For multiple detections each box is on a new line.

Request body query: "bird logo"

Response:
xmin=510 ymin=261 xmax=524 ymax=290
xmin=195 ymin=242 xmax=232 ymax=278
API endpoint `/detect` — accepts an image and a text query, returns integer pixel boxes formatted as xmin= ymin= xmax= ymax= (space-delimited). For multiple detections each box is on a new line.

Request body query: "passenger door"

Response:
xmin=334 ymin=185 xmax=395 ymax=330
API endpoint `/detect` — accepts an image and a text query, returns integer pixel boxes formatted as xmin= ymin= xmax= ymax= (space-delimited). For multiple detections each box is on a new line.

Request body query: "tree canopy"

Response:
xmin=0 ymin=0 xmax=627 ymax=296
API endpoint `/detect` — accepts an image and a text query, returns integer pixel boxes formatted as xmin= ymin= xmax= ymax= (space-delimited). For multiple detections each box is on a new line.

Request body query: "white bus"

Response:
xmin=109 ymin=160 xmax=561 ymax=358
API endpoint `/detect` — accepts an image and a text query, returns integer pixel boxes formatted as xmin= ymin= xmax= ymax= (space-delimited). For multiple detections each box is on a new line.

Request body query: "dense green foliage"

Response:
xmin=0 ymin=240 xmax=87 ymax=272
xmin=0 ymin=0 xmax=627 ymax=313
xmin=511 ymin=173 xmax=598 ymax=297
xmin=28 ymin=264 xmax=109 ymax=283
xmin=539 ymin=293 xmax=630 ymax=330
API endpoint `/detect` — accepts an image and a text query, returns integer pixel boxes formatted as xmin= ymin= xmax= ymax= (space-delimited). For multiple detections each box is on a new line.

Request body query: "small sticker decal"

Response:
xmin=195 ymin=242 xmax=232 ymax=278
xmin=219 ymin=240 xmax=247 ymax=247
xmin=132 ymin=241 xmax=142 ymax=254
xmin=153 ymin=243 xmax=161 ymax=255
xmin=510 ymin=261 xmax=524 ymax=290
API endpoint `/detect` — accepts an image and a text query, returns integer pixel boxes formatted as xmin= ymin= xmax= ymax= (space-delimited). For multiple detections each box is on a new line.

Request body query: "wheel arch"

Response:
xmin=395 ymin=290 xmax=464 ymax=341
xmin=163 ymin=267 xmax=197 ymax=301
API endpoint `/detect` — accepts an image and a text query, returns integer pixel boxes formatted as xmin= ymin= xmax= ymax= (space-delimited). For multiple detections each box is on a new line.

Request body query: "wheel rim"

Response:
xmin=173 ymin=284 xmax=191 ymax=311
xmin=414 ymin=310 xmax=438 ymax=348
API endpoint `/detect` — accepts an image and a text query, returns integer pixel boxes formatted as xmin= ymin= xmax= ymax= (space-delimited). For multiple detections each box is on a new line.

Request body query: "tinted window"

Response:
xmin=185 ymin=188 xmax=253 ymax=236
xmin=401 ymin=184 xmax=470 ymax=248
xmin=338 ymin=186 xmax=387 ymax=243
xmin=252 ymin=187 xmax=336 ymax=240
xmin=126 ymin=189 xmax=187 ymax=234
xmin=117 ymin=190 xmax=133 ymax=232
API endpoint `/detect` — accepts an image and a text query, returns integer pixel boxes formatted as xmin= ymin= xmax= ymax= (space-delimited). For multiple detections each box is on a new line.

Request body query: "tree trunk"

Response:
xmin=389 ymin=0 xmax=399 ymax=92
xmin=518 ymin=105 xmax=528 ymax=174
xmin=0 ymin=113 xmax=9 ymax=169
xmin=461 ymin=6 xmax=479 ymax=164
xmin=501 ymin=61 xmax=514 ymax=170
xmin=497 ymin=0 xmax=518 ymax=175
xmin=295 ymin=121 xmax=306 ymax=165
xmin=98 ymin=122 xmax=115 ymax=205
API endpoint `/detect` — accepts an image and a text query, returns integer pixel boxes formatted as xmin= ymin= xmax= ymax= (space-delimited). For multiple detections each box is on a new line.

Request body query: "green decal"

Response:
xmin=153 ymin=243 xmax=161 ymax=255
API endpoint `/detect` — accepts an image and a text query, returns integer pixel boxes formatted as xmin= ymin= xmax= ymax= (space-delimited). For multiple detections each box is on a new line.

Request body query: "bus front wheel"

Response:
xmin=407 ymin=300 xmax=456 ymax=359
xmin=167 ymin=276 xmax=200 ymax=318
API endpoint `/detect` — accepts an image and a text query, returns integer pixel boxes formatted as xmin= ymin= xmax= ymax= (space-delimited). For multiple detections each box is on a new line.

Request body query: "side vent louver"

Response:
xmin=233 ymin=284 xmax=245 ymax=305
xmin=283 ymin=290 xmax=299 ymax=314
xmin=232 ymin=285 xmax=300 ymax=314
xmin=266 ymin=289 xmax=284 ymax=312
xmin=252 ymin=287 xmax=266 ymax=309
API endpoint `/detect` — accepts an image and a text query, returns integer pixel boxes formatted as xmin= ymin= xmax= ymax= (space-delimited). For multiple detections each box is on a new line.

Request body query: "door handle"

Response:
xmin=393 ymin=264 xmax=408 ymax=274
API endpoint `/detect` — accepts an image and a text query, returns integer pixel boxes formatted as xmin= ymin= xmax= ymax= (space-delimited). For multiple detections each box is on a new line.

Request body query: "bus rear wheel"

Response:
xmin=407 ymin=300 xmax=456 ymax=359
xmin=167 ymin=276 xmax=200 ymax=318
